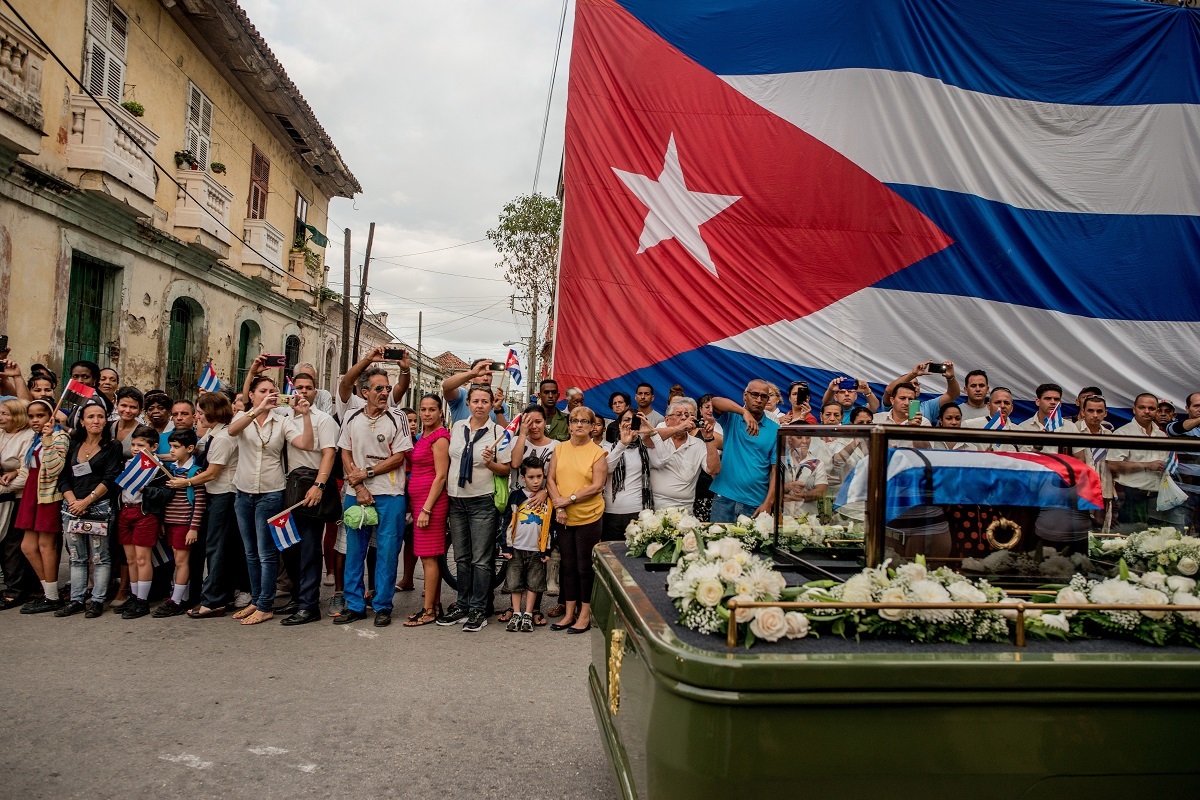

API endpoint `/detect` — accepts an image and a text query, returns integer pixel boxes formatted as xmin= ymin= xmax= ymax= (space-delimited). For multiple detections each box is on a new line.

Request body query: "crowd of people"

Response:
xmin=0 ymin=347 xmax=1197 ymax=631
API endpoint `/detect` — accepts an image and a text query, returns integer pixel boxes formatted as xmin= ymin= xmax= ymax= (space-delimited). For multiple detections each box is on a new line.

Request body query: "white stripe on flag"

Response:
xmin=269 ymin=513 xmax=301 ymax=550
xmin=151 ymin=540 xmax=173 ymax=568
xmin=116 ymin=456 xmax=157 ymax=493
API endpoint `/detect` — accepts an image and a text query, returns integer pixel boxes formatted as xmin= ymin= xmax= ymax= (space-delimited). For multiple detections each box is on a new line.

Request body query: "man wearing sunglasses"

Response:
xmin=707 ymin=379 xmax=779 ymax=523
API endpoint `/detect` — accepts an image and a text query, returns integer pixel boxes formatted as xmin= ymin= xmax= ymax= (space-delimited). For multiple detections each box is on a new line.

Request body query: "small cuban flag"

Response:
xmin=198 ymin=361 xmax=221 ymax=394
xmin=1165 ymin=451 xmax=1180 ymax=476
xmin=268 ymin=509 xmax=301 ymax=550
xmin=1044 ymin=405 xmax=1063 ymax=432
xmin=284 ymin=376 xmax=295 ymax=395
xmin=498 ymin=413 xmax=522 ymax=452
xmin=504 ymin=349 xmax=522 ymax=385
xmin=984 ymin=412 xmax=1007 ymax=430
xmin=116 ymin=451 xmax=159 ymax=494
xmin=151 ymin=538 xmax=174 ymax=568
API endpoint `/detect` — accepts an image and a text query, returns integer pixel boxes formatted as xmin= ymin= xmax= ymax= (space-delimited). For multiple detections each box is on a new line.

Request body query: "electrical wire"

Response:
xmin=2 ymin=0 xmax=323 ymax=290
xmin=532 ymin=0 xmax=569 ymax=194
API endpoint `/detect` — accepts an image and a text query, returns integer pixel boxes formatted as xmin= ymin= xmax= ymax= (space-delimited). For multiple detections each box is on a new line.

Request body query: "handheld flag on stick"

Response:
xmin=198 ymin=362 xmax=221 ymax=393
xmin=55 ymin=379 xmax=96 ymax=419
xmin=1044 ymin=405 xmax=1063 ymax=432
xmin=284 ymin=376 xmax=294 ymax=395
xmin=498 ymin=413 xmax=522 ymax=452
xmin=504 ymin=349 xmax=522 ymax=385
xmin=268 ymin=501 xmax=308 ymax=550
xmin=984 ymin=412 xmax=1006 ymax=431
xmin=116 ymin=451 xmax=160 ymax=494
xmin=1165 ymin=451 xmax=1180 ymax=476
xmin=151 ymin=539 xmax=174 ymax=568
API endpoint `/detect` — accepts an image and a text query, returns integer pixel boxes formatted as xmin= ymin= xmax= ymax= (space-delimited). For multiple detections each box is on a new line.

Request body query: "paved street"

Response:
xmin=0 ymin=578 xmax=615 ymax=800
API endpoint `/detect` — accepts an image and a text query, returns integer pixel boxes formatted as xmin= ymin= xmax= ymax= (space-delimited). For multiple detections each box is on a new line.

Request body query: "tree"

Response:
xmin=486 ymin=193 xmax=562 ymax=398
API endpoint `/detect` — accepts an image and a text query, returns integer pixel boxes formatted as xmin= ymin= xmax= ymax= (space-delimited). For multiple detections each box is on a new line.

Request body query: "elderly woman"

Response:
xmin=601 ymin=408 xmax=654 ymax=542
xmin=546 ymin=406 xmax=608 ymax=634
xmin=0 ymin=399 xmax=36 ymax=607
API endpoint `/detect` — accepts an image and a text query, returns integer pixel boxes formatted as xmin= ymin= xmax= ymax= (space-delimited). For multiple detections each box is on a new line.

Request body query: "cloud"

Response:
xmin=238 ymin=0 xmax=571 ymax=363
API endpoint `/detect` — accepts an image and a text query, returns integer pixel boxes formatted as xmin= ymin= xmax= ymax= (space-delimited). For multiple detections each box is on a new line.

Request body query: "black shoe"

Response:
xmin=152 ymin=600 xmax=185 ymax=618
xmin=54 ymin=601 xmax=86 ymax=618
xmin=281 ymin=608 xmax=320 ymax=626
xmin=277 ymin=600 xmax=300 ymax=616
xmin=123 ymin=597 xmax=150 ymax=620
xmin=435 ymin=606 xmax=469 ymax=626
xmin=20 ymin=597 xmax=53 ymax=614
xmin=374 ymin=610 xmax=392 ymax=627
xmin=84 ymin=601 xmax=105 ymax=618
xmin=550 ymin=617 xmax=578 ymax=631
xmin=332 ymin=608 xmax=367 ymax=625
xmin=566 ymin=623 xmax=592 ymax=635
xmin=462 ymin=611 xmax=487 ymax=632
xmin=0 ymin=595 xmax=23 ymax=610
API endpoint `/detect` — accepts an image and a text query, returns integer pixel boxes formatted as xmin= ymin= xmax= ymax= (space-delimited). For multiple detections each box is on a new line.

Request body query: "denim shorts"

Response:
xmin=503 ymin=549 xmax=547 ymax=594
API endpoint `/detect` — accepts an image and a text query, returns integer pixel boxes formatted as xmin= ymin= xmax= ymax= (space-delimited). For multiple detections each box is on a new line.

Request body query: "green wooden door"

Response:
xmin=236 ymin=321 xmax=253 ymax=392
xmin=165 ymin=299 xmax=197 ymax=402
xmin=63 ymin=253 xmax=117 ymax=371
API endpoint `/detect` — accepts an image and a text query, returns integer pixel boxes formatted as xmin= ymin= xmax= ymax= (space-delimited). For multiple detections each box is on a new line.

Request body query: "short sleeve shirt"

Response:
xmin=1108 ymin=421 xmax=1167 ymax=492
xmin=282 ymin=408 xmax=340 ymax=472
xmin=447 ymin=419 xmax=513 ymax=499
xmin=709 ymin=411 xmax=780 ymax=507
xmin=203 ymin=424 xmax=238 ymax=495
xmin=337 ymin=408 xmax=414 ymax=496
xmin=447 ymin=392 xmax=500 ymax=427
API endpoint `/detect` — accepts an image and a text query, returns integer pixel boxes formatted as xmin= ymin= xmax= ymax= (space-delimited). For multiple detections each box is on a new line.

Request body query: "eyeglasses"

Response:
xmin=745 ymin=391 xmax=769 ymax=400
xmin=569 ymin=418 xmax=591 ymax=424
xmin=368 ymin=385 xmax=391 ymax=393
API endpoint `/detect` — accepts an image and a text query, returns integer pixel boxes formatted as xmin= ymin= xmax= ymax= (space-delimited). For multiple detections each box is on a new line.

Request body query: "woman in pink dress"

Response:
xmin=404 ymin=394 xmax=450 ymax=627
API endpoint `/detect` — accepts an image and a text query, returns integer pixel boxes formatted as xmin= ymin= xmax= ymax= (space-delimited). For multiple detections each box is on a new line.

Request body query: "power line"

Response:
xmin=2 ymin=0 xmax=322 ymax=291
xmin=372 ymin=238 xmax=490 ymax=259
xmin=532 ymin=0 xmax=569 ymax=194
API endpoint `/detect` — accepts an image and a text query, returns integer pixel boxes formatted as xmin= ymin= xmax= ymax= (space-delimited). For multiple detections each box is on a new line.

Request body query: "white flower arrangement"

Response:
xmin=961 ymin=547 xmax=1093 ymax=579
xmin=666 ymin=537 xmax=804 ymax=645
xmin=627 ymin=510 xmax=774 ymax=562
xmin=1088 ymin=528 xmax=1200 ymax=578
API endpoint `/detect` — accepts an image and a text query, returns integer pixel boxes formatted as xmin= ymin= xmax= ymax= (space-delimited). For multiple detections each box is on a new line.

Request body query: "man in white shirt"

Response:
xmin=278 ymin=372 xmax=339 ymax=626
xmin=1071 ymin=394 xmax=1115 ymax=529
xmin=1108 ymin=392 xmax=1170 ymax=527
xmin=335 ymin=346 xmax=412 ymax=421
xmin=336 ymin=367 xmax=414 ymax=627
xmin=961 ymin=387 xmax=1017 ymax=451
xmin=642 ymin=399 xmax=720 ymax=510
xmin=293 ymin=361 xmax=334 ymax=416
xmin=1166 ymin=392 xmax=1200 ymax=531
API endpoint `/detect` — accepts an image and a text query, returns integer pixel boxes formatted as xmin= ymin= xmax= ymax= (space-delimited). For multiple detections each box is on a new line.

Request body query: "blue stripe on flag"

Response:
xmin=874 ymin=184 xmax=1200 ymax=322
xmin=116 ymin=456 xmax=157 ymax=494
xmin=198 ymin=363 xmax=221 ymax=393
xmin=617 ymin=0 xmax=1200 ymax=105
xmin=270 ymin=513 xmax=301 ymax=550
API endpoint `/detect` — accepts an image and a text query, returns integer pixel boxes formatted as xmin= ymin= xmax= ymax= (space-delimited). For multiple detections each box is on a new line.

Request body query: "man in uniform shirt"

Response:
xmin=962 ymin=387 xmax=1018 ymax=451
xmin=1071 ymin=395 xmax=1116 ymax=530
xmin=336 ymin=367 xmax=414 ymax=627
xmin=1166 ymin=392 xmax=1200 ymax=531
xmin=536 ymin=379 xmax=570 ymax=442
xmin=1108 ymin=393 xmax=1170 ymax=527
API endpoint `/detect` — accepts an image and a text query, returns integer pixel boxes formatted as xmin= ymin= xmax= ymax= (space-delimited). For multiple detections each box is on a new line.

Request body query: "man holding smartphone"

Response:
xmin=882 ymin=360 xmax=960 ymax=422
xmin=335 ymin=346 xmax=412 ymax=420
xmin=441 ymin=359 xmax=508 ymax=426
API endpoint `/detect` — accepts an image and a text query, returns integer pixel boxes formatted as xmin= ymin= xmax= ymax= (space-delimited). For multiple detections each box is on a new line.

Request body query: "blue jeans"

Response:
xmin=344 ymin=493 xmax=406 ymax=614
xmin=710 ymin=494 xmax=761 ymax=524
xmin=200 ymin=492 xmax=237 ymax=608
xmin=448 ymin=494 xmax=498 ymax=614
xmin=63 ymin=500 xmax=114 ymax=603
xmin=235 ymin=490 xmax=284 ymax=610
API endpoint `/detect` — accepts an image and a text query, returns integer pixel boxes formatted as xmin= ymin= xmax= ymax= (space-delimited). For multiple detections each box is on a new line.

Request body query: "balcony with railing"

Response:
xmin=285 ymin=246 xmax=319 ymax=306
xmin=0 ymin=13 xmax=46 ymax=155
xmin=240 ymin=218 xmax=286 ymax=287
xmin=67 ymin=94 xmax=159 ymax=217
xmin=174 ymin=168 xmax=234 ymax=259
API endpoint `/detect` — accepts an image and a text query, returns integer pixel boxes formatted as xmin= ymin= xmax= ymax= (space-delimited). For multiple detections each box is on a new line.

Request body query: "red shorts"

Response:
xmin=118 ymin=505 xmax=160 ymax=548
xmin=164 ymin=523 xmax=193 ymax=551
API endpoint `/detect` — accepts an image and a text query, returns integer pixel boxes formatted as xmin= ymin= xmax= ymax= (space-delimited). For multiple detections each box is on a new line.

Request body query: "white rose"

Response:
xmin=681 ymin=532 xmax=699 ymax=554
xmin=736 ymin=514 xmax=754 ymax=528
xmin=749 ymin=606 xmax=788 ymax=642
xmin=1040 ymin=613 xmax=1070 ymax=632
xmin=1054 ymin=587 xmax=1088 ymax=618
xmin=638 ymin=509 xmax=658 ymax=525
xmin=1137 ymin=587 xmax=1171 ymax=620
xmin=897 ymin=562 xmax=927 ymax=583
xmin=947 ymin=581 xmax=986 ymax=605
xmin=677 ymin=514 xmax=700 ymax=533
xmin=1140 ymin=571 xmax=1168 ymax=590
xmin=754 ymin=513 xmax=775 ymax=536
xmin=878 ymin=587 xmax=908 ymax=622
xmin=695 ymin=578 xmax=725 ymax=608
xmin=1167 ymin=576 xmax=1197 ymax=593
xmin=1171 ymin=591 xmax=1200 ymax=624
xmin=1101 ymin=538 xmax=1126 ymax=552
xmin=784 ymin=611 xmax=810 ymax=639
xmin=715 ymin=537 xmax=744 ymax=561
xmin=730 ymin=593 xmax=756 ymax=623
xmin=718 ymin=558 xmax=743 ymax=583
xmin=909 ymin=579 xmax=950 ymax=604
xmin=708 ymin=524 xmax=724 ymax=535
xmin=840 ymin=573 xmax=873 ymax=604
xmin=1160 ymin=527 xmax=1178 ymax=537
xmin=1177 ymin=557 xmax=1199 ymax=576
xmin=645 ymin=542 xmax=663 ymax=558
xmin=1090 ymin=578 xmax=1143 ymax=606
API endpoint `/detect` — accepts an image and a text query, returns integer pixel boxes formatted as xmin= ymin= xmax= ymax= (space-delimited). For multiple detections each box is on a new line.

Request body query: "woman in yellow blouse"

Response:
xmin=546 ymin=407 xmax=608 ymax=633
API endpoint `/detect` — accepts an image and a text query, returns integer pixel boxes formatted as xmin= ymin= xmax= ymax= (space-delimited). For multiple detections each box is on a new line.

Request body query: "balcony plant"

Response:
xmin=173 ymin=149 xmax=199 ymax=170
xmin=210 ymin=162 xmax=226 ymax=174
xmin=120 ymin=100 xmax=145 ymax=117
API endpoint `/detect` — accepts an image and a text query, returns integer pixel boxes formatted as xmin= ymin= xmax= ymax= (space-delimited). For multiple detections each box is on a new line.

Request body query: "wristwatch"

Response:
xmin=314 ymin=481 xmax=326 ymax=489
xmin=365 ymin=467 xmax=375 ymax=479
xmin=569 ymin=493 xmax=577 ymax=503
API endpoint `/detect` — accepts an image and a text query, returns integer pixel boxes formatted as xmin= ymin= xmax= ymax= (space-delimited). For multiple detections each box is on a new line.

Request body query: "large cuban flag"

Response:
xmin=553 ymin=0 xmax=1200 ymax=414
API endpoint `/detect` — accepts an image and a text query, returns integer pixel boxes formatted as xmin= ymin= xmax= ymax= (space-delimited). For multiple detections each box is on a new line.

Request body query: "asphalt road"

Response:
xmin=0 ymin=576 xmax=616 ymax=800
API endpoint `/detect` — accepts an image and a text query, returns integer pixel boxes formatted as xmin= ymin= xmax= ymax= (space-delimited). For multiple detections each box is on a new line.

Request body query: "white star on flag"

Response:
xmin=612 ymin=134 xmax=741 ymax=277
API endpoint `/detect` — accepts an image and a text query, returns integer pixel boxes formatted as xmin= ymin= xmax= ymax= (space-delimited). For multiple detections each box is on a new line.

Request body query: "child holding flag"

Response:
xmin=153 ymin=429 xmax=207 ymax=617
xmin=16 ymin=400 xmax=69 ymax=614
xmin=115 ymin=425 xmax=167 ymax=619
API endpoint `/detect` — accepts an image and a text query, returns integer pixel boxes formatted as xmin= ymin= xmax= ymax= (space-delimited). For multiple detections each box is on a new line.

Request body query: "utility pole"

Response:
xmin=340 ymin=227 xmax=351 ymax=374
xmin=352 ymin=221 xmax=375 ymax=362
xmin=412 ymin=311 xmax=423 ymax=407
xmin=528 ymin=293 xmax=539 ymax=407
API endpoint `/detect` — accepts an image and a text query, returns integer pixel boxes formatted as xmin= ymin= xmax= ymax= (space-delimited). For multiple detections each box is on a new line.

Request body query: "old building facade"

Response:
xmin=0 ymin=0 xmax=359 ymax=398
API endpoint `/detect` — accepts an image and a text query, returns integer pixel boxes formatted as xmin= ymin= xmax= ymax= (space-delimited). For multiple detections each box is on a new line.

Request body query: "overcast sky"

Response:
xmin=239 ymin=0 xmax=573 ymax=364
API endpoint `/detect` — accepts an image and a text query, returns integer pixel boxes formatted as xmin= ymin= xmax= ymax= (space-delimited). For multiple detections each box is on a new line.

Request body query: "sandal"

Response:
xmin=187 ymin=605 xmax=226 ymax=619
xmin=497 ymin=608 xmax=514 ymax=623
xmin=532 ymin=610 xmax=547 ymax=627
xmin=232 ymin=605 xmax=258 ymax=620
xmin=403 ymin=608 xmax=437 ymax=627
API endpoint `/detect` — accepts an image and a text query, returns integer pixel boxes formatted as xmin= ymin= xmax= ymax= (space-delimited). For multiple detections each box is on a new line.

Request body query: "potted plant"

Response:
xmin=173 ymin=149 xmax=199 ymax=170
xmin=120 ymin=100 xmax=145 ymax=117
xmin=210 ymin=162 xmax=226 ymax=174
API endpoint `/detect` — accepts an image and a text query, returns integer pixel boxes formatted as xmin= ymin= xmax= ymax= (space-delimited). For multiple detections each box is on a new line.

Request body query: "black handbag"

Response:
xmin=283 ymin=465 xmax=341 ymax=522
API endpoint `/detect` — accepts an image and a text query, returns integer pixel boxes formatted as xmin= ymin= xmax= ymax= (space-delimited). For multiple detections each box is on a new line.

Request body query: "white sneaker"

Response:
xmin=233 ymin=591 xmax=252 ymax=609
